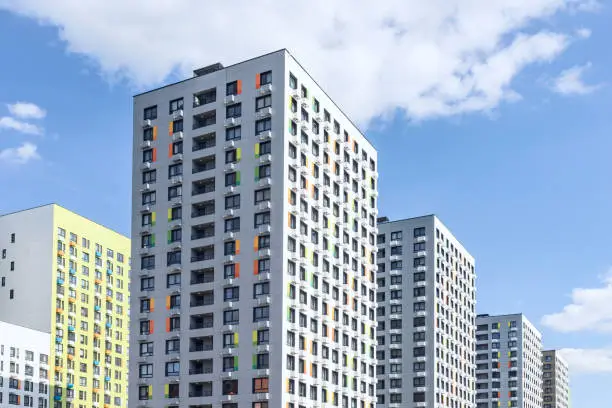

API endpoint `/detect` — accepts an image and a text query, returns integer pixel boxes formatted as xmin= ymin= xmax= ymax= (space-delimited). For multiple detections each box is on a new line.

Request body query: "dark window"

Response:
xmin=256 ymin=95 xmax=272 ymax=111
xmin=255 ymin=118 xmax=272 ymax=135
xmin=172 ymin=120 xmax=183 ymax=133
xmin=169 ymin=98 xmax=184 ymax=114
xmin=226 ymin=126 xmax=241 ymax=141
xmin=226 ymin=103 xmax=242 ymax=118
xmin=144 ymin=106 xmax=157 ymax=120
xmin=289 ymin=73 xmax=297 ymax=89
xmin=142 ymin=170 xmax=156 ymax=183
xmin=226 ymin=81 xmax=238 ymax=96
xmin=254 ymin=188 xmax=271 ymax=204
xmin=260 ymin=71 xmax=272 ymax=85
xmin=225 ymin=194 xmax=240 ymax=210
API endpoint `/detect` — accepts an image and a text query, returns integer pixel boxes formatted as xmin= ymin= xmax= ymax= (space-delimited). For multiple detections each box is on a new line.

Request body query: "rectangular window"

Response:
xmin=143 ymin=106 xmax=157 ymax=120
xmin=225 ymin=194 xmax=240 ymax=210
xmin=260 ymin=70 xmax=272 ymax=85
xmin=226 ymin=126 xmax=241 ymax=141
xmin=226 ymin=81 xmax=238 ymax=96
xmin=254 ymin=188 xmax=271 ymax=204
xmin=226 ymin=103 xmax=242 ymax=118
xmin=256 ymin=95 xmax=272 ymax=111
xmin=255 ymin=118 xmax=272 ymax=135
xmin=169 ymin=98 xmax=184 ymax=114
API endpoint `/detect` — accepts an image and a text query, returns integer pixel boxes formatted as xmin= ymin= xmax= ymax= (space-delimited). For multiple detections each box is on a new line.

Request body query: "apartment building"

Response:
xmin=0 ymin=321 xmax=50 ymax=407
xmin=129 ymin=49 xmax=379 ymax=408
xmin=542 ymin=350 xmax=570 ymax=408
xmin=475 ymin=314 xmax=542 ymax=408
xmin=375 ymin=215 xmax=476 ymax=408
xmin=0 ymin=204 xmax=131 ymax=408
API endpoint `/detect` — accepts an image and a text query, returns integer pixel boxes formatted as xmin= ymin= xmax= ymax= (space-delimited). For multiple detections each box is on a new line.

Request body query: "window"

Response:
xmin=259 ymin=141 xmax=272 ymax=155
xmin=144 ymin=106 xmax=157 ymax=120
xmin=167 ymin=273 xmax=181 ymax=287
xmin=226 ymin=126 xmax=241 ymax=141
xmin=226 ymin=81 xmax=239 ymax=96
xmin=142 ymin=170 xmax=156 ymax=183
xmin=225 ymin=149 xmax=238 ymax=163
xmin=414 ymin=227 xmax=426 ymax=237
xmin=260 ymin=70 xmax=272 ymax=85
xmin=141 ymin=256 xmax=155 ymax=270
xmin=254 ymin=188 xmax=271 ymax=204
xmin=224 ymin=287 xmax=240 ymax=301
xmin=168 ymin=163 xmax=182 ymax=177
xmin=226 ymin=103 xmax=242 ymax=118
xmin=139 ymin=363 xmax=153 ymax=378
xmin=289 ymin=73 xmax=297 ymax=89
xmin=167 ymin=250 xmax=181 ymax=266
xmin=224 ymin=310 xmax=239 ymax=325
xmin=169 ymin=98 xmax=184 ymax=114
xmin=142 ymin=149 xmax=154 ymax=163
xmin=253 ymin=377 xmax=269 ymax=393
xmin=253 ymin=282 xmax=270 ymax=298
xmin=254 ymin=212 xmax=271 ymax=227
xmin=390 ymin=231 xmax=402 ymax=240
xmin=255 ymin=118 xmax=271 ymax=135
xmin=165 ymin=362 xmax=180 ymax=376
xmin=140 ymin=277 xmax=154 ymax=291
xmin=172 ymin=140 xmax=183 ymax=154
xmin=225 ymin=194 xmax=240 ymax=210
xmin=168 ymin=185 xmax=182 ymax=200
xmin=142 ymin=191 xmax=156 ymax=205
xmin=413 ymin=257 xmax=426 ymax=267
xmin=139 ymin=342 xmax=153 ymax=357
xmin=258 ymin=164 xmax=271 ymax=178
xmin=256 ymin=95 xmax=271 ymax=110
xmin=253 ymin=306 xmax=270 ymax=322
xmin=143 ymin=127 xmax=154 ymax=141
xmin=225 ymin=172 xmax=238 ymax=187
xmin=224 ymin=217 xmax=240 ymax=232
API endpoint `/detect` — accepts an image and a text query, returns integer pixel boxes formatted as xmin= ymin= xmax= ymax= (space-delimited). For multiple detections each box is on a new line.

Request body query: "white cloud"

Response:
xmin=559 ymin=347 xmax=612 ymax=374
xmin=7 ymin=102 xmax=46 ymax=119
xmin=0 ymin=116 xmax=43 ymax=135
xmin=551 ymin=62 xmax=601 ymax=95
xmin=0 ymin=142 xmax=41 ymax=164
xmin=576 ymin=28 xmax=592 ymax=38
xmin=0 ymin=0 xmax=596 ymax=124
xmin=542 ymin=270 xmax=612 ymax=332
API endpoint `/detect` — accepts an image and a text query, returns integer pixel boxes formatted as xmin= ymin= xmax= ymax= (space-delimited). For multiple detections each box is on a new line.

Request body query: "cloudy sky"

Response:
xmin=0 ymin=1 xmax=611 ymax=406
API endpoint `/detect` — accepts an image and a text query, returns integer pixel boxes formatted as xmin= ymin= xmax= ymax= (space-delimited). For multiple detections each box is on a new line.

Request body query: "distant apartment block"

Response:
xmin=375 ymin=215 xmax=476 ymax=408
xmin=475 ymin=314 xmax=542 ymax=408
xmin=542 ymin=350 xmax=570 ymax=408
xmin=0 ymin=204 xmax=131 ymax=408
xmin=0 ymin=321 xmax=50 ymax=407
xmin=129 ymin=50 xmax=379 ymax=408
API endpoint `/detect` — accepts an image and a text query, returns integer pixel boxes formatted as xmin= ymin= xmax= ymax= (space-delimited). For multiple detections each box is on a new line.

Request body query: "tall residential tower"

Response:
xmin=475 ymin=313 xmax=542 ymax=408
xmin=129 ymin=50 xmax=379 ymax=408
xmin=542 ymin=350 xmax=570 ymax=408
xmin=0 ymin=204 xmax=131 ymax=408
xmin=375 ymin=215 xmax=476 ymax=408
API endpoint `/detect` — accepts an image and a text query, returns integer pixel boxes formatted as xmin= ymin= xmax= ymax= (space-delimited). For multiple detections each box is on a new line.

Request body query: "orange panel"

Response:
xmin=168 ymin=143 xmax=172 ymax=158
xmin=235 ymin=263 xmax=240 ymax=278
xmin=253 ymin=260 xmax=259 ymax=275
xmin=166 ymin=318 xmax=170 ymax=332
xmin=152 ymin=148 xmax=157 ymax=162
xmin=152 ymin=126 xmax=158 ymax=140
xmin=149 ymin=320 xmax=154 ymax=334
xmin=237 ymin=80 xmax=242 ymax=95
xmin=255 ymin=73 xmax=261 ymax=89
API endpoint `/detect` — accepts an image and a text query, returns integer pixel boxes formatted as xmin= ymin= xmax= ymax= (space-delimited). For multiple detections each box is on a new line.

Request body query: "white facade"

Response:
xmin=0 ymin=321 xmax=51 ymax=408
xmin=542 ymin=350 xmax=570 ymax=408
xmin=130 ymin=49 xmax=379 ymax=408
xmin=475 ymin=314 xmax=542 ymax=408
xmin=375 ymin=215 xmax=476 ymax=408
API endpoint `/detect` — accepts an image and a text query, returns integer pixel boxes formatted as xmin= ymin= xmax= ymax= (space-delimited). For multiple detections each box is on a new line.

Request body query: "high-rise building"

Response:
xmin=129 ymin=49 xmax=379 ymax=408
xmin=475 ymin=313 xmax=542 ymax=408
xmin=542 ymin=350 xmax=570 ymax=408
xmin=375 ymin=215 xmax=476 ymax=408
xmin=0 ymin=204 xmax=131 ymax=408
xmin=0 ymin=321 xmax=50 ymax=407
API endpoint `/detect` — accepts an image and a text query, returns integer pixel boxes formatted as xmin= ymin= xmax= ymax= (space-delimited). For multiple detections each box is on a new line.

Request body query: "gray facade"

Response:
xmin=0 ymin=205 xmax=54 ymax=333
xmin=475 ymin=314 xmax=542 ymax=408
xmin=375 ymin=215 xmax=476 ymax=408
xmin=130 ymin=50 xmax=378 ymax=408
xmin=542 ymin=350 xmax=570 ymax=408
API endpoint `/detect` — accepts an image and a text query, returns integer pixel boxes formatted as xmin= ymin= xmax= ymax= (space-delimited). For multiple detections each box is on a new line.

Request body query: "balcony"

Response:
xmin=193 ymin=88 xmax=216 ymax=108
xmin=191 ymin=246 xmax=214 ymax=263
xmin=189 ymin=359 xmax=213 ymax=375
xmin=192 ymin=223 xmax=215 ymax=241
xmin=192 ymin=178 xmax=215 ymax=196
xmin=190 ymin=336 xmax=214 ymax=352
xmin=193 ymin=111 xmax=216 ymax=130
xmin=193 ymin=156 xmax=216 ymax=174
xmin=192 ymin=134 xmax=215 ymax=155
xmin=190 ymin=291 xmax=215 ymax=307
xmin=188 ymin=381 xmax=213 ymax=398
xmin=190 ymin=313 xmax=214 ymax=330
xmin=191 ymin=268 xmax=214 ymax=285
xmin=192 ymin=200 xmax=215 ymax=219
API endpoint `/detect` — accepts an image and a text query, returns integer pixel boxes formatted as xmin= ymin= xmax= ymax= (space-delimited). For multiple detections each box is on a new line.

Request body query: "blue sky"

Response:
xmin=1 ymin=2 xmax=611 ymax=406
